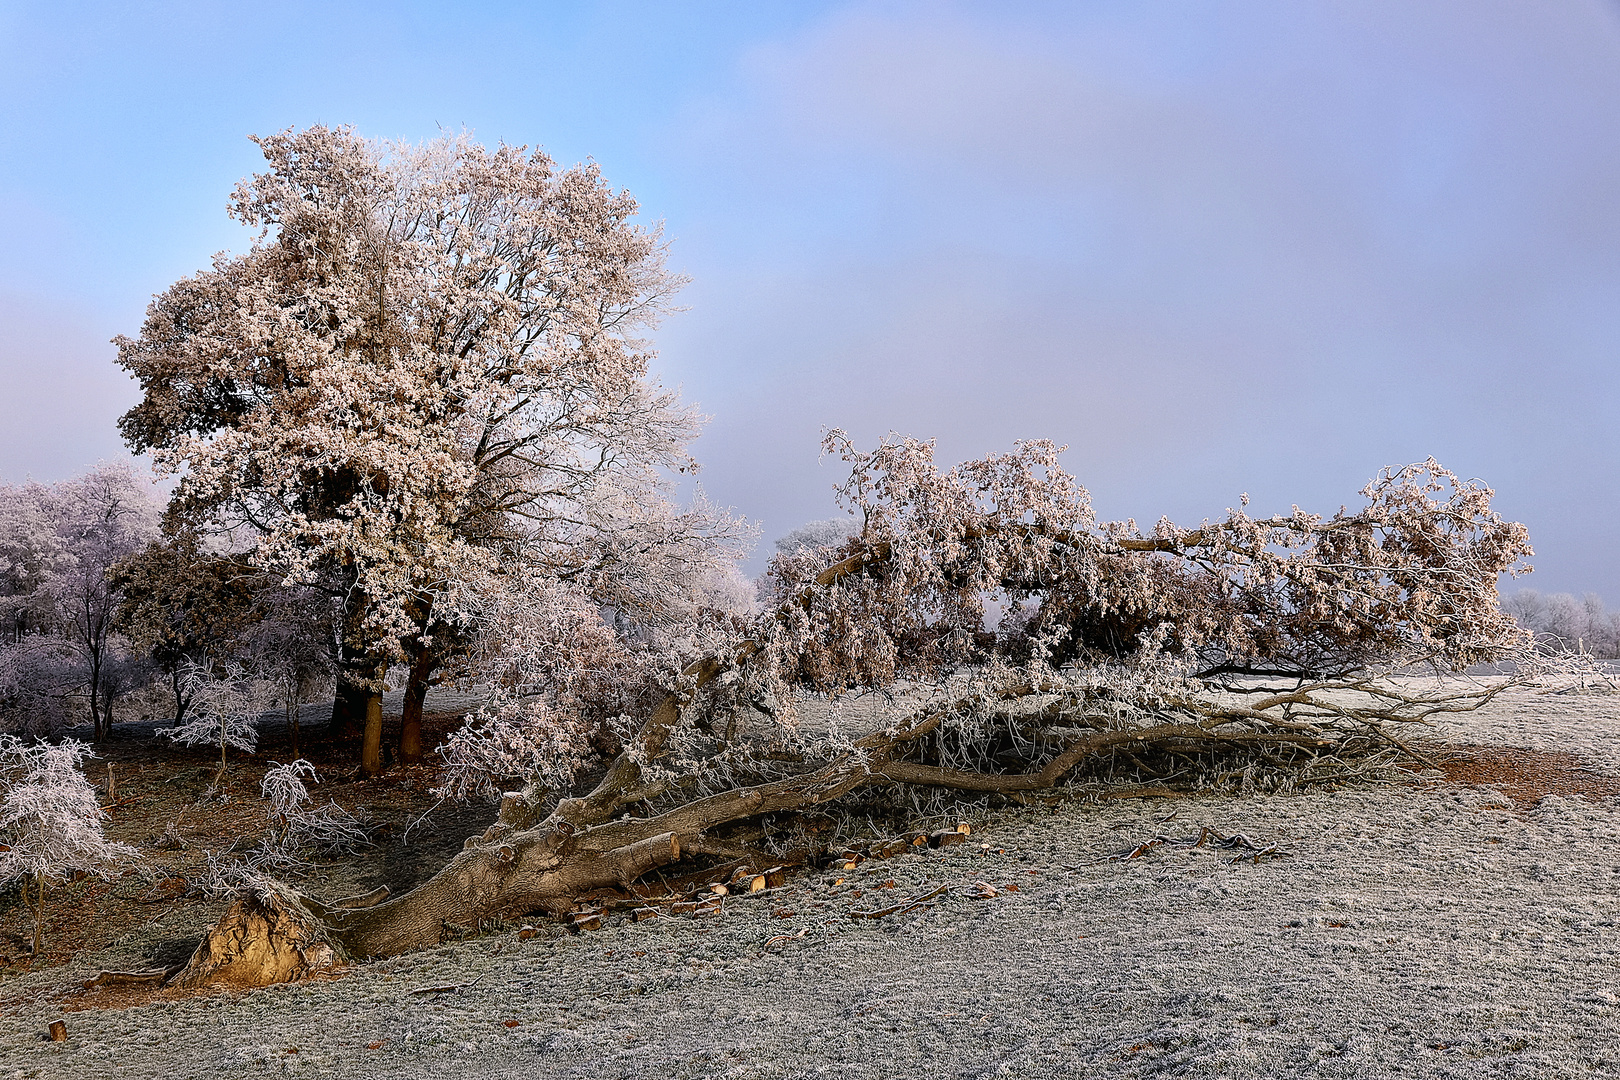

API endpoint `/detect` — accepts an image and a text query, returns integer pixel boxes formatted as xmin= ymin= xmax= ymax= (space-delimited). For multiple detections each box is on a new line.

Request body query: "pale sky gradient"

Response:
xmin=2 ymin=1 xmax=1617 ymax=594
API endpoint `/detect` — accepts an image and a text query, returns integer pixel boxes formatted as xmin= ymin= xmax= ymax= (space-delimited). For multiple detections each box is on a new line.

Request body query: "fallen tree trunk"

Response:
xmin=164 ymin=434 xmax=1552 ymax=989
xmin=167 ymin=654 xmax=1515 ymax=988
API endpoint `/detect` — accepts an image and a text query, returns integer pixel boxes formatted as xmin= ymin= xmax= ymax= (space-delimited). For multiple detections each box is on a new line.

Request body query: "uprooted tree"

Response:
xmin=166 ymin=432 xmax=1551 ymax=988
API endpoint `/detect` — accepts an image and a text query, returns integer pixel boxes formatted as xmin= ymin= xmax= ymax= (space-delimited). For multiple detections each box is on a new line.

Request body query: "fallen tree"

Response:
xmin=164 ymin=434 xmax=1551 ymax=987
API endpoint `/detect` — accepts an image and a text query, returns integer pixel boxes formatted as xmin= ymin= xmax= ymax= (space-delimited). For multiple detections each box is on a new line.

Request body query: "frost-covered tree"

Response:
xmin=165 ymin=663 xmax=274 ymax=784
xmin=773 ymin=516 xmax=859 ymax=557
xmin=0 ymin=735 xmax=138 ymax=953
xmin=1504 ymin=588 xmax=1620 ymax=657
xmin=239 ymin=587 xmax=338 ymax=761
xmin=116 ymin=125 xmax=740 ymax=775
xmin=112 ymin=535 xmax=268 ymax=723
xmin=0 ymin=465 xmax=159 ymax=737
xmin=168 ymin=436 xmax=1549 ymax=987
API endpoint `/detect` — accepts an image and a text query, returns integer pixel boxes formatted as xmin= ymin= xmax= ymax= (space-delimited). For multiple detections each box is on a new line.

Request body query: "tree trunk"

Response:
xmin=89 ymin=650 xmax=106 ymax=741
xmin=330 ymin=580 xmax=378 ymax=745
xmin=171 ymin=669 xmax=191 ymax=724
xmin=329 ymin=676 xmax=370 ymax=740
xmin=399 ymin=651 xmax=434 ymax=766
xmin=32 ymin=873 xmax=44 ymax=955
xmin=166 ymin=655 xmax=1481 ymax=989
xmin=360 ymin=691 xmax=384 ymax=778
xmin=287 ymin=698 xmax=301 ymax=760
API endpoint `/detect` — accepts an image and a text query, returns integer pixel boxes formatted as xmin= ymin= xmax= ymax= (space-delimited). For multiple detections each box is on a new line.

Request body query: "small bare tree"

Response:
xmin=0 ymin=465 xmax=159 ymax=738
xmin=165 ymin=663 xmax=274 ymax=787
xmin=0 ymin=735 xmax=138 ymax=953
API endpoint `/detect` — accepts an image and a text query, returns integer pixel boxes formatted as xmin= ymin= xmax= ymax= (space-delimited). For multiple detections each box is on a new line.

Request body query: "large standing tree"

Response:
xmin=116 ymin=126 xmax=738 ymax=774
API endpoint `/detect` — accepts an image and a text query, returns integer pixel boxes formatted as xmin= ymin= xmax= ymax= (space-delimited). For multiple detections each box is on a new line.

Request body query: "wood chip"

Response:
xmin=761 ymin=926 xmax=810 ymax=950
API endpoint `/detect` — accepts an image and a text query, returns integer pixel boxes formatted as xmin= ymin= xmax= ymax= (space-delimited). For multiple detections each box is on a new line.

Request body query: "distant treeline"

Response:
xmin=1504 ymin=589 xmax=1620 ymax=658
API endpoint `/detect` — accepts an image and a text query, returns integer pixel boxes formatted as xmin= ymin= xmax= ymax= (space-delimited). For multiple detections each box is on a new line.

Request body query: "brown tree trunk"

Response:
xmin=329 ymin=676 xmax=370 ymax=740
xmin=171 ymin=668 xmax=191 ymax=724
xmin=286 ymin=697 xmax=301 ymax=760
xmin=166 ymin=663 xmax=1458 ymax=988
xmin=360 ymin=691 xmax=384 ymax=778
xmin=32 ymin=873 xmax=45 ymax=955
xmin=399 ymin=651 xmax=433 ymax=766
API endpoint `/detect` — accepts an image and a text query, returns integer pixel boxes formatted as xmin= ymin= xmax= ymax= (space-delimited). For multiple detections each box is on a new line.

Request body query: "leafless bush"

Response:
xmin=257 ymin=760 xmax=369 ymax=862
xmin=0 ymin=734 xmax=139 ymax=951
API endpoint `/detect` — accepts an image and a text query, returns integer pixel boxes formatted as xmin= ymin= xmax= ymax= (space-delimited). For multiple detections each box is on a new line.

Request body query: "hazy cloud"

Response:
xmin=651 ymin=1 xmax=1620 ymax=590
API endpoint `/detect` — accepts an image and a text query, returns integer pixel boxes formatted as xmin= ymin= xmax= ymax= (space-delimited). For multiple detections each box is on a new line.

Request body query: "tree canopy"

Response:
xmin=115 ymin=126 xmax=744 ymax=770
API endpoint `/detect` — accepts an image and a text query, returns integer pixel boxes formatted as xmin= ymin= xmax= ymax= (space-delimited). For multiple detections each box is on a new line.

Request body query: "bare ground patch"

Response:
xmin=1424 ymin=744 xmax=1620 ymax=808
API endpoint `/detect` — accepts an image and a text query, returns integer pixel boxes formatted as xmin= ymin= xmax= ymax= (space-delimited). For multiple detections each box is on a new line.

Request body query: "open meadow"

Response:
xmin=3 ymin=686 xmax=1619 ymax=1080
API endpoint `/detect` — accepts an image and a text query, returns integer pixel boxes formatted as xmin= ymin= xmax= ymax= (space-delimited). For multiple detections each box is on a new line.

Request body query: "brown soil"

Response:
xmin=0 ymin=709 xmax=494 ymax=993
xmin=1424 ymin=744 xmax=1620 ymax=808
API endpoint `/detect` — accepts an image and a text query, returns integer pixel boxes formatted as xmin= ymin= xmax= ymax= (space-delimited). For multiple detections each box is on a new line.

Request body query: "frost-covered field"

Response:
xmin=4 ymin=688 xmax=1620 ymax=1080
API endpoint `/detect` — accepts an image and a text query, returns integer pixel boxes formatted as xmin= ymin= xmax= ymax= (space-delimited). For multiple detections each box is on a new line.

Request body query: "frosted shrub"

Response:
xmin=253 ymin=760 xmax=367 ymax=870
xmin=0 ymin=638 xmax=84 ymax=737
xmin=0 ymin=735 xmax=138 ymax=952
xmin=773 ymin=517 xmax=859 ymax=556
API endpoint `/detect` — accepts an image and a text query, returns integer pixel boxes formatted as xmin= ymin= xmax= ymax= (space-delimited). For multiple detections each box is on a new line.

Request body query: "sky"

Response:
xmin=2 ymin=0 xmax=1618 ymax=595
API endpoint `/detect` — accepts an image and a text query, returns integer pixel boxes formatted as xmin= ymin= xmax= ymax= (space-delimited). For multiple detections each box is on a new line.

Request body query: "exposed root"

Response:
xmin=168 ymin=883 xmax=345 ymax=989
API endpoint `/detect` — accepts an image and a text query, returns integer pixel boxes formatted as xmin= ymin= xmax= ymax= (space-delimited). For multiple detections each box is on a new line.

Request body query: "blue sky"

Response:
xmin=3 ymin=0 xmax=1618 ymax=595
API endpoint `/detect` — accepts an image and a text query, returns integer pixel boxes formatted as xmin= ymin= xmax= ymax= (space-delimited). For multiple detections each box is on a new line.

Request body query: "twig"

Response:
xmin=759 ymin=925 xmax=811 ymax=954
xmin=401 ymin=798 xmax=446 ymax=845
xmin=1095 ymin=826 xmax=1293 ymax=865
xmin=848 ymin=883 xmax=948 ymax=918
xmin=409 ymin=973 xmax=487 ymax=995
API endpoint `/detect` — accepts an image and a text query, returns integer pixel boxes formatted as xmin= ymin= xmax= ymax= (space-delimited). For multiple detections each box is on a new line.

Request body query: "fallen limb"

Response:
xmin=160 ymin=440 xmax=1558 ymax=989
xmin=82 ymin=965 xmax=182 ymax=989
xmin=848 ymin=883 xmax=948 ymax=919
